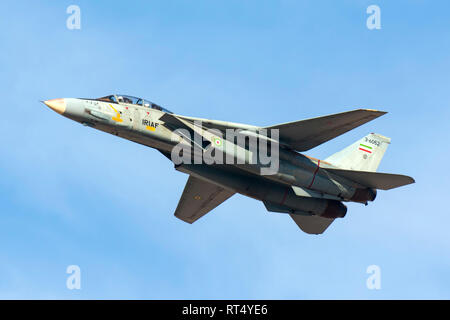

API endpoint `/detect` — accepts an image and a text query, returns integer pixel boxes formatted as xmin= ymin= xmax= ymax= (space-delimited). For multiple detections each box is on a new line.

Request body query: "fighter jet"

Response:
xmin=42 ymin=95 xmax=414 ymax=234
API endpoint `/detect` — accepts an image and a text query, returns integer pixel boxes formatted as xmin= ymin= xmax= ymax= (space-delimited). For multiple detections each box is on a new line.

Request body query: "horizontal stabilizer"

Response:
xmin=265 ymin=109 xmax=386 ymax=152
xmin=290 ymin=214 xmax=335 ymax=234
xmin=326 ymin=168 xmax=415 ymax=190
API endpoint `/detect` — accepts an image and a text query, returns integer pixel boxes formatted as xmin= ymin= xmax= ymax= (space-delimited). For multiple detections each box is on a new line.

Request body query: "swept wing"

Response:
xmin=265 ymin=109 xmax=386 ymax=151
xmin=174 ymin=175 xmax=235 ymax=223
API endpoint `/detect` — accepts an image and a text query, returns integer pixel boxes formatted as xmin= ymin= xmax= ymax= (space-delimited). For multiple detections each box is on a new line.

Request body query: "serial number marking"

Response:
xmin=182 ymin=304 xmax=268 ymax=317
xmin=226 ymin=304 xmax=268 ymax=315
xmin=364 ymin=137 xmax=381 ymax=147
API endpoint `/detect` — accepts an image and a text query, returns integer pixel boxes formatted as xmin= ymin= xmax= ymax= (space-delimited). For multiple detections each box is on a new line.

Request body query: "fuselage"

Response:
xmin=43 ymin=95 xmax=377 ymax=219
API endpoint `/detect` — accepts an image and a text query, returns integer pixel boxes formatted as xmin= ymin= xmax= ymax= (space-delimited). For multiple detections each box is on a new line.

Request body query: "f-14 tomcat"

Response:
xmin=42 ymin=94 xmax=414 ymax=234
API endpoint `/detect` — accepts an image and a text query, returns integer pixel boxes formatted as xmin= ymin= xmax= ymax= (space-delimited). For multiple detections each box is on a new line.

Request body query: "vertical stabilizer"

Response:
xmin=325 ymin=133 xmax=390 ymax=172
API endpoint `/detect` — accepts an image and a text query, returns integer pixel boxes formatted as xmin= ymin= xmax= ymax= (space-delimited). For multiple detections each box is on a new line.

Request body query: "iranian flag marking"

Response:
xmin=213 ymin=137 xmax=222 ymax=147
xmin=359 ymin=143 xmax=372 ymax=153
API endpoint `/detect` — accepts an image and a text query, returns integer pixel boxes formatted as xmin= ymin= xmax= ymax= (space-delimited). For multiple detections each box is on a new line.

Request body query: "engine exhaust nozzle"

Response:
xmin=321 ymin=201 xmax=347 ymax=219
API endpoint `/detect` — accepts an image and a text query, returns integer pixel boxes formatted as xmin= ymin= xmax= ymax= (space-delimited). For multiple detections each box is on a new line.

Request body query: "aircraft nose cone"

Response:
xmin=43 ymin=98 xmax=66 ymax=114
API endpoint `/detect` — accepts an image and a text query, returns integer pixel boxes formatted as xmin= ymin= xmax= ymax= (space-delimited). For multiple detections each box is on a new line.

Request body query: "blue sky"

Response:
xmin=0 ymin=0 xmax=449 ymax=299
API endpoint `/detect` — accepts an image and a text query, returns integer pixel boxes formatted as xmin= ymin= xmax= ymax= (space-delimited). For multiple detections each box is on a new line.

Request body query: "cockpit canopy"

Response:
xmin=97 ymin=94 xmax=173 ymax=113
